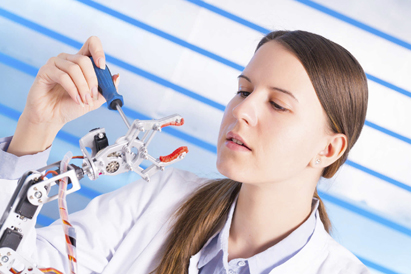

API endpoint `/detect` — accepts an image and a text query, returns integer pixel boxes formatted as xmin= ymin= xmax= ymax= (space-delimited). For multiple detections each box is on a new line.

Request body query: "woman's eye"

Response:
xmin=236 ymin=91 xmax=288 ymax=112
xmin=236 ymin=91 xmax=250 ymax=98
xmin=270 ymin=101 xmax=287 ymax=112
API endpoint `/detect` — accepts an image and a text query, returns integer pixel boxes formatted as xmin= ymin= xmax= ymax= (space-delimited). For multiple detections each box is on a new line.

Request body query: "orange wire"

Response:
xmin=40 ymin=170 xmax=59 ymax=180
xmin=40 ymin=268 xmax=64 ymax=274
xmin=72 ymin=156 xmax=84 ymax=159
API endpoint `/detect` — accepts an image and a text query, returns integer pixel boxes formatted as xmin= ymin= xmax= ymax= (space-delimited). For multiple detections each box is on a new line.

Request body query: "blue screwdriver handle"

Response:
xmin=90 ymin=56 xmax=124 ymax=110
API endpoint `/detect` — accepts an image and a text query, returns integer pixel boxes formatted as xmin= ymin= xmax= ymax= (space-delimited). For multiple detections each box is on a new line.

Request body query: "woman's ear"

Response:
xmin=311 ymin=133 xmax=348 ymax=168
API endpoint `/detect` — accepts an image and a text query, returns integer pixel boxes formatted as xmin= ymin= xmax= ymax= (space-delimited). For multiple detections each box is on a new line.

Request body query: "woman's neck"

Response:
xmin=228 ymin=177 xmax=315 ymax=261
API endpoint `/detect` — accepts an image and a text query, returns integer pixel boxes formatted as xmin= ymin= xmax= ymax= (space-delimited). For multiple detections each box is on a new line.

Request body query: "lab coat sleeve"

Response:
xmin=0 ymin=136 xmax=51 ymax=180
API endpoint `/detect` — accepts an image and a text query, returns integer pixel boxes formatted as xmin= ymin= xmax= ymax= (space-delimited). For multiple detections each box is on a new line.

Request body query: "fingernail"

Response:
xmin=97 ymin=57 xmax=105 ymax=69
xmin=91 ymin=86 xmax=99 ymax=101
xmin=86 ymin=93 xmax=94 ymax=107
xmin=76 ymin=95 xmax=84 ymax=107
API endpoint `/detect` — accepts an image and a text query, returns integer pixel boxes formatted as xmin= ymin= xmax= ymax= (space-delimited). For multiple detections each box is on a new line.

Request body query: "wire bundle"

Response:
xmin=58 ymin=152 xmax=78 ymax=274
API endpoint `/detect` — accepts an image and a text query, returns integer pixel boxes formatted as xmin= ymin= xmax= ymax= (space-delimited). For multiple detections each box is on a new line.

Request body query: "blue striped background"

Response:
xmin=0 ymin=1 xmax=410 ymax=273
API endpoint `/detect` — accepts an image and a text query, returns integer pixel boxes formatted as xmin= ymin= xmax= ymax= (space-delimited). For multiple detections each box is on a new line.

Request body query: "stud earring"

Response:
xmin=315 ymin=159 xmax=321 ymax=165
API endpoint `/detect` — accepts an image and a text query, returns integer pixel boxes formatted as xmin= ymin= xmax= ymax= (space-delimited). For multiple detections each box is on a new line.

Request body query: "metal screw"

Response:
xmin=160 ymin=167 xmax=165 ymax=171
xmin=98 ymin=133 xmax=104 ymax=139
xmin=29 ymin=196 xmax=34 ymax=199
xmin=33 ymin=187 xmax=37 ymax=191
xmin=1 ymin=256 xmax=9 ymax=263
xmin=34 ymin=191 xmax=42 ymax=199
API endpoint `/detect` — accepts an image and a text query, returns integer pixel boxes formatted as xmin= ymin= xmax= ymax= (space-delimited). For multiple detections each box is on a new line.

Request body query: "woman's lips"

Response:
xmin=226 ymin=131 xmax=251 ymax=150
xmin=225 ymin=139 xmax=252 ymax=151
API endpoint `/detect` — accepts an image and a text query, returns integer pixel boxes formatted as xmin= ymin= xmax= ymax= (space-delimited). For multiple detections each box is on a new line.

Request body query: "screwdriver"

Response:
xmin=90 ymin=57 xmax=131 ymax=128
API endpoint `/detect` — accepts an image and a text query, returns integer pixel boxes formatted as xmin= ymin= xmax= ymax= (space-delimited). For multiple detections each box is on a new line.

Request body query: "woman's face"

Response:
xmin=217 ymin=41 xmax=331 ymax=184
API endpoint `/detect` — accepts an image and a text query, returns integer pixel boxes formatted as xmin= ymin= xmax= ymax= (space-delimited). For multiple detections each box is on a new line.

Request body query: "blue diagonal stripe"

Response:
xmin=346 ymin=160 xmax=411 ymax=193
xmin=356 ymin=255 xmax=399 ymax=274
xmin=0 ymin=7 xmax=225 ymax=112
xmin=184 ymin=0 xmax=411 ymax=100
xmin=319 ymin=189 xmax=411 ymax=237
xmin=184 ymin=0 xmax=270 ymax=34
xmin=185 ymin=0 xmax=411 ymax=52
xmin=365 ymin=120 xmax=411 ymax=145
xmin=75 ymin=0 xmax=244 ymax=72
xmin=0 ymin=52 xmax=38 ymax=77
xmin=294 ymin=0 xmax=411 ymax=51
xmin=37 ymin=214 xmax=55 ymax=227
xmin=366 ymin=73 xmax=411 ymax=98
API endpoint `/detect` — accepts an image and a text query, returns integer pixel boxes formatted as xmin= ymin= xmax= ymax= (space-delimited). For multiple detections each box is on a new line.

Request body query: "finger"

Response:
xmin=53 ymin=57 xmax=94 ymax=107
xmin=112 ymin=73 xmax=120 ymax=90
xmin=77 ymin=36 xmax=105 ymax=69
xmin=58 ymin=53 xmax=99 ymax=101
xmin=90 ymin=89 xmax=107 ymax=110
xmin=40 ymin=64 xmax=84 ymax=107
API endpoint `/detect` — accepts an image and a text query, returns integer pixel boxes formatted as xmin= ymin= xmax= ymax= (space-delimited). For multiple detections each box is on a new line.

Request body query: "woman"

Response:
xmin=0 ymin=30 xmax=369 ymax=273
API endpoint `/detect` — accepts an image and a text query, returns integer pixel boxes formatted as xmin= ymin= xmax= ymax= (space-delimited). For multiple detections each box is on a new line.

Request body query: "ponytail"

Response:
xmin=313 ymin=188 xmax=331 ymax=234
xmin=152 ymin=179 xmax=241 ymax=274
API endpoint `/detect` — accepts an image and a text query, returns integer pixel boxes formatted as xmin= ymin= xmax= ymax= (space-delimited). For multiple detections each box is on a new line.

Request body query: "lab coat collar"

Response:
xmin=188 ymin=198 xmax=328 ymax=274
xmin=197 ymin=195 xmax=238 ymax=269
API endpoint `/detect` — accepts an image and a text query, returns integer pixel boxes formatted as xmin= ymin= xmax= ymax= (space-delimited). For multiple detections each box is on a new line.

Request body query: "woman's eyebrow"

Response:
xmin=238 ymin=74 xmax=299 ymax=103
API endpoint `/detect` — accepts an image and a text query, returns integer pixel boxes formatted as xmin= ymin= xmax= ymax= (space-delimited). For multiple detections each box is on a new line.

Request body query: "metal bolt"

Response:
xmin=98 ymin=133 xmax=104 ymax=139
xmin=33 ymin=187 xmax=38 ymax=191
xmin=34 ymin=191 xmax=42 ymax=199
xmin=1 ymin=256 xmax=9 ymax=263
xmin=160 ymin=167 xmax=165 ymax=171
xmin=38 ymin=200 xmax=42 ymax=204
xmin=6 ymin=252 xmax=10 ymax=256
xmin=29 ymin=196 xmax=34 ymax=199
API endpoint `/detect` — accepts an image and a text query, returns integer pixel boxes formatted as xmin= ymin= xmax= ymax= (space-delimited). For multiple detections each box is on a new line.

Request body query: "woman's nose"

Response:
xmin=231 ymin=94 xmax=258 ymax=126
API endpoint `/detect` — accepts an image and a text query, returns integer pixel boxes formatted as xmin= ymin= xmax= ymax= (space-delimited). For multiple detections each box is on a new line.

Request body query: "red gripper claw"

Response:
xmin=159 ymin=146 xmax=189 ymax=163
xmin=161 ymin=118 xmax=184 ymax=128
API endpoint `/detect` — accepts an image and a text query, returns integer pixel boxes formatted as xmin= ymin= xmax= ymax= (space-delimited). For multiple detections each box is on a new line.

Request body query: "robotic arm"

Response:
xmin=0 ymin=59 xmax=188 ymax=274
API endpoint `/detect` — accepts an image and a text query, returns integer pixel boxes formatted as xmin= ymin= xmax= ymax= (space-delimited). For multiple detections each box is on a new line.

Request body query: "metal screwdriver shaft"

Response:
xmin=115 ymin=103 xmax=131 ymax=129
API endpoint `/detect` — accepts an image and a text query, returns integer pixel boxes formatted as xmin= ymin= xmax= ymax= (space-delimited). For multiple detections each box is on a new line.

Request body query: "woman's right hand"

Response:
xmin=7 ymin=36 xmax=120 ymax=157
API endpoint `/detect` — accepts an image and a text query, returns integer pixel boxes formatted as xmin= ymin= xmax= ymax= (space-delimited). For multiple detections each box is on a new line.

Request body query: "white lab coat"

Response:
xmin=0 ymin=167 xmax=369 ymax=274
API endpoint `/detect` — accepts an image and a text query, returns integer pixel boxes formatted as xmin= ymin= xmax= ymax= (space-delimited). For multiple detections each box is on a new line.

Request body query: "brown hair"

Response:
xmin=153 ymin=30 xmax=368 ymax=274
